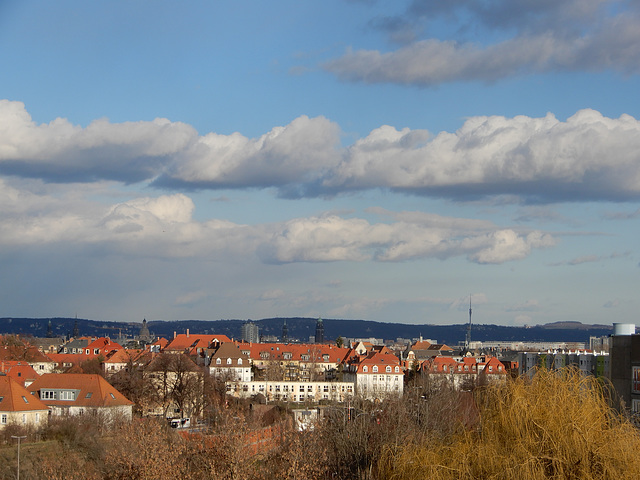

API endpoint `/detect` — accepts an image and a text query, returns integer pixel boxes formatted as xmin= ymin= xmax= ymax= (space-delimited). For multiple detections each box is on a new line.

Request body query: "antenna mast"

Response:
xmin=464 ymin=295 xmax=472 ymax=352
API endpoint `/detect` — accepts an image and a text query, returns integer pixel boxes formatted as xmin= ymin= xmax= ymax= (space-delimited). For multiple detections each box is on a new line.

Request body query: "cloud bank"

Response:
xmin=2 ymin=101 xmax=640 ymax=203
xmin=0 ymin=178 xmax=554 ymax=265
xmin=326 ymin=0 xmax=640 ymax=85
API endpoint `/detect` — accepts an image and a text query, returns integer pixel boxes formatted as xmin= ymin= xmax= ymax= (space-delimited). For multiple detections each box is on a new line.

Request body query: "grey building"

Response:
xmin=241 ymin=321 xmax=260 ymax=344
xmin=610 ymin=329 xmax=640 ymax=413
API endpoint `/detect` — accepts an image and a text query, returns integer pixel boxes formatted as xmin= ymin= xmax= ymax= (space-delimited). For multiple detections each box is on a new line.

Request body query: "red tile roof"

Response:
xmin=28 ymin=373 xmax=133 ymax=408
xmin=0 ymin=375 xmax=49 ymax=412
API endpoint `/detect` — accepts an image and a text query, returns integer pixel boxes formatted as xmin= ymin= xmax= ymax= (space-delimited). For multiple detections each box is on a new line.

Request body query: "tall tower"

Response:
xmin=464 ymin=296 xmax=472 ymax=352
xmin=315 ymin=317 xmax=324 ymax=344
xmin=281 ymin=319 xmax=288 ymax=343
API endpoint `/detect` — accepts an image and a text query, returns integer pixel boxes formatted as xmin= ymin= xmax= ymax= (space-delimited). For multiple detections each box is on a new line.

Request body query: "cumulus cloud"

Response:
xmin=257 ymin=213 xmax=554 ymax=265
xmin=0 ymin=181 xmax=555 ymax=265
xmin=326 ymin=0 xmax=640 ymax=85
xmin=4 ymin=101 xmax=640 ymax=203
xmin=0 ymin=100 xmax=196 ymax=183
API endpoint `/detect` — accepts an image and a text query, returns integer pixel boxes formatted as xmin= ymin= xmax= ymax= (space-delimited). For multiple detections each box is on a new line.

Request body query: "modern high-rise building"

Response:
xmin=241 ymin=321 xmax=260 ymax=343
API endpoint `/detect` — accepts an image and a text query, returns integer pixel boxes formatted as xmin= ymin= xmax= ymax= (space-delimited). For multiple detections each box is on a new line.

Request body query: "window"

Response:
xmin=362 ymin=366 xmax=368 ymax=373
xmin=86 ymin=349 xmax=90 ymax=354
xmin=633 ymin=367 xmax=640 ymax=394
xmin=386 ymin=366 xmax=391 ymax=373
xmin=227 ymin=358 xmax=232 ymax=365
xmin=22 ymin=396 xmax=28 ymax=403
xmin=60 ymin=391 xmax=75 ymax=401
xmin=22 ymin=414 xmax=26 ymax=424
xmin=42 ymin=390 xmax=57 ymax=400
xmin=1 ymin=414 xmax=6 ymax=424
xmin=94 ymin=349 xmax=99 ymax=355
xmin=86 ymin=392 xmax=93 ymax=399
xmin=110 ymin=393 xmax=116 ymax=399
xmin=395 ymin=366 xmax=400 ymax=373
xmin=373 ymin=366 xmax=378 ymax=373
xmin=237 ymin=358 xmax=242 ymax=365
xmin=35 ymin=413 xmax=40 ymax=422
xmin=216 ymin=358 xmax=221 ymax=365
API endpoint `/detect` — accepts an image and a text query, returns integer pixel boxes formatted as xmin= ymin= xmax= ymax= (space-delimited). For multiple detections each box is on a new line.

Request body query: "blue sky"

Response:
xmin=1 ymin=0 xmax=640 ymax=327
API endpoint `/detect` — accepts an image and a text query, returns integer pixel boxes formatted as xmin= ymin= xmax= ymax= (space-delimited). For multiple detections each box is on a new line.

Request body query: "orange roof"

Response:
xmin=410 ymin=340 xmax=432 ymax=350
xmin=104 ymin=349 xmax=145 ymax=364
xmin=351 ymin=352 xmax=402 ymax=373
xmin=235 ymin=342 xmax=350 ymax=364
xmin=28 ymin=373 xmax=133 ymax=407
xmin=164 ymin=334 xmax=232 ymax=354
xmin=0 ymin=362 xmax=39 ymax=387
xmin=0 ymin=375 xmax=49 ymax=412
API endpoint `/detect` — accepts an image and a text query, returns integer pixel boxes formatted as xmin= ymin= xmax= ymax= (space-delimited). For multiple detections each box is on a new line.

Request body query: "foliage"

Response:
xmin=377 ymin=368 xmax=640 ymax=480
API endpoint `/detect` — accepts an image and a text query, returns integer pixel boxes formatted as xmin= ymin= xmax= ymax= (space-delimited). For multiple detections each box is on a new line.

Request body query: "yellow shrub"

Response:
xmin=378 ymin=368 xmax=640 ymax=480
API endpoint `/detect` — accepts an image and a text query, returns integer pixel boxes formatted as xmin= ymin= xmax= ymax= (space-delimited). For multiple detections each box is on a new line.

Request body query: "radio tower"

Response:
xmin=464 ymin=295 xmax=472 ymax=353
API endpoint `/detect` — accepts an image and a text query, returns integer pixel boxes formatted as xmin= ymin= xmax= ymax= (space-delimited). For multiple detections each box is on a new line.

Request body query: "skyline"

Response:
xmin=1 ymin=1 xmax=640 ymax=326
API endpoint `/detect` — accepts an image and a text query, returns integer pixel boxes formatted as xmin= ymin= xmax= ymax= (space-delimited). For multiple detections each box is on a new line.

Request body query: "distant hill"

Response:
xmin=0 ymin=317 xmax=613 ymax=346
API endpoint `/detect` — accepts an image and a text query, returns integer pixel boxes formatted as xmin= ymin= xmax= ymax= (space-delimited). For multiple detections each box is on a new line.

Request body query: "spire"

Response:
xmin=315 ymin=317 xmax=324 ymax=344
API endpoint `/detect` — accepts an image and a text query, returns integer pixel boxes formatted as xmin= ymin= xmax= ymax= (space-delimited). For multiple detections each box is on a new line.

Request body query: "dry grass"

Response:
xmin=377 ymin=368 xmax=640 ymax=480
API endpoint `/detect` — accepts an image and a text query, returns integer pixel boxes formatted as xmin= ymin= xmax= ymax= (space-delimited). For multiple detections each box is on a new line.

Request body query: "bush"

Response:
xmin=377 ymin=368 xmax=640 ymax=480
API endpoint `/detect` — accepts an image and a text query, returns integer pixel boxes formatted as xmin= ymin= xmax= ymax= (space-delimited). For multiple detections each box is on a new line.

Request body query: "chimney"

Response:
xmin=174 ymin=331 xmax=177 ymax=339
xmin=186 ymin=329 xmax=190 ymax=338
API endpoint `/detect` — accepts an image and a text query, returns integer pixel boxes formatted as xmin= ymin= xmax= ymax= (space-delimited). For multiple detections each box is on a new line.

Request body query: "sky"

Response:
xmin=1 ymin=0 xmax=640 ymax=327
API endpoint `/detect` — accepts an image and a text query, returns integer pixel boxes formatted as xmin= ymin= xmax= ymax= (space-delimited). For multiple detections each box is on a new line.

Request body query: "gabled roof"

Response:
xmin=0 ymin=362 xmax=39 ymax=387
xmin=164 ymin=334 xmax=232 ymax=354
xmin=209 ymin=342 xmax=250 ymax=361
xmin=28 ymin=373 xmax=133 ymax=408
xmin=350 ymin=352 xmax=402 ymax=373
xmin=104 ymin=349 xmax=145 ymax=365
xmin=235 ymin=342 xmax=350 ymax=364
xmin=0 ymin=375 xmax=49 ymax=412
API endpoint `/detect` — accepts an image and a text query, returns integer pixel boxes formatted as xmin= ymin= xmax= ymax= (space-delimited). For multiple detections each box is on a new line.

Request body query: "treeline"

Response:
xmin=1 ymin=369 xmax=639 ymax=479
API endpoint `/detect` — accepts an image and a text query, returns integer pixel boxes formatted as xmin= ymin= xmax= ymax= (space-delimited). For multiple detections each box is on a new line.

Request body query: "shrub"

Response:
xmin=377 ymin=368 xmax=640 ymax=480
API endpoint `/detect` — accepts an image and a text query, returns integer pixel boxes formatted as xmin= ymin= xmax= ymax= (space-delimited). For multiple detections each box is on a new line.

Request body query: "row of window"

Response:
xmin=1 ymin=413 xmax=40 ymax=424
xmin=362 ymin=365 xmax=400 ymax=373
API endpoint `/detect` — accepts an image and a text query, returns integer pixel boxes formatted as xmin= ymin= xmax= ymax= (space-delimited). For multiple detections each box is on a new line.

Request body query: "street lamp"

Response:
xmin=11 ymin=435 xmax=26 ymax=480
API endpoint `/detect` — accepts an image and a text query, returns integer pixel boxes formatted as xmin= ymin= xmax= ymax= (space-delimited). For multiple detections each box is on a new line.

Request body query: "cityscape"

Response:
xmin=3 ymin=0 xmax=640 ymax=478
xmin=0 ymin=315 xmax=639 ymax=477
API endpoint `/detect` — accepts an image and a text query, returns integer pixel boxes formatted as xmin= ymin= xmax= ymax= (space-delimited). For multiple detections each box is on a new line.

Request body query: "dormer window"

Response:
xmin=385 ymin=366 xmax=391 ymax=373
xmin=227 ymin=358 xmax=232 ymax=365
xmin=362 ymin=366 xmax=368 ymax=372
xmin=237 ymin=358 xmax=242 ymax=365
xmin=94 ymin=349 xmax=99 ymax=355
xmin=395 ymin=366 xmax=400 ymax=373
xmin=216 ymin=358 xmax=221 ymax=365
xmin=373 ymin=366 xmax=378 ymax=373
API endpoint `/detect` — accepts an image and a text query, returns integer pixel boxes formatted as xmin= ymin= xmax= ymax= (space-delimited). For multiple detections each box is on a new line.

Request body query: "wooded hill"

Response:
xmin=0 ymin=317 xmax=612 ymax=346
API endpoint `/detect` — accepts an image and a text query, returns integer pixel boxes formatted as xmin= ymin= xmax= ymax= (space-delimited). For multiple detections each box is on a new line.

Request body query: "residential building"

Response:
xmin=28 ymin=373 xmax=133 ymax=421
xmin=343 ymin=351 xmax=404 ymax=400
xmin=0 ymin=375 xmax=49 ymax=430
xmin=207 ymin=342 xmax=252 ymax=382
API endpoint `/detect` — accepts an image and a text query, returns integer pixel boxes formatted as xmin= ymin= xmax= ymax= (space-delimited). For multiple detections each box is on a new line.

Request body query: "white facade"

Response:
xmin=227 ymin=380 xmax=355 ymax=403
xmin=343 ymin=369 xmax=404 ymax=400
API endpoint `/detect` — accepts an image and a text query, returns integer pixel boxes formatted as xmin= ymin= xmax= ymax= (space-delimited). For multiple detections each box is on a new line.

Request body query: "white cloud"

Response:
xmin=0 ymin=178 xmax=555 ymax=266
xmin=4 ymin=101 xmax=640 ymax=203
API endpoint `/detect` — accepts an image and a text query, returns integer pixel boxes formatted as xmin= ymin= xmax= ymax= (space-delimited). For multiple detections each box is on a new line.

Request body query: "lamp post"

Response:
xmin=11 ymin=435 xmax=26 ymax=480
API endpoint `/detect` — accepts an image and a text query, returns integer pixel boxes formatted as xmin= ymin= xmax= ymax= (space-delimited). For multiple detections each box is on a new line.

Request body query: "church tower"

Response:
xmin=315 ymin=317 xmax=324 ymax=344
